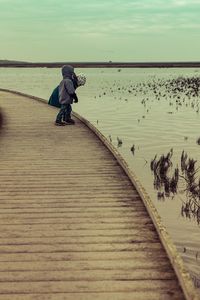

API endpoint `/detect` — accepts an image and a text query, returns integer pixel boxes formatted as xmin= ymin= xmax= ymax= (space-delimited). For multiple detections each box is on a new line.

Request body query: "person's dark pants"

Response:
xmin=56 ymin=104 xmax=72 ymax=123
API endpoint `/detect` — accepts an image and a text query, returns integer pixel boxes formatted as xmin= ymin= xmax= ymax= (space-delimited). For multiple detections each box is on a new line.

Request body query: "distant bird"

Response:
xmin=117 ymin=137 xmax=123 ymax=147
xmin=130 ymin=144 xmax=135 ymax=155
xmin=109 ymin=135 xmax=112 ymax=142
xmin=196 ymin=137 xmax=200 ymax=145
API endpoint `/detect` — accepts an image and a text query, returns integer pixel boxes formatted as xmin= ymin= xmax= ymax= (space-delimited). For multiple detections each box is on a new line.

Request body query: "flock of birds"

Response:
xmin=94 ymin=72 xmax=200 ymax=154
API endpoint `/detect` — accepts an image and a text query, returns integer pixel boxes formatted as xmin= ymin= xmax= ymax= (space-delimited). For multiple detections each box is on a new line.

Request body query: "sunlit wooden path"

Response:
xmin=0 ymin=90 xmax=190 ymax=299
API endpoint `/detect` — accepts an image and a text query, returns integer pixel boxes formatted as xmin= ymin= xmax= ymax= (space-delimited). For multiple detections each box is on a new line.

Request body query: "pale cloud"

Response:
xmin=0 ymin=0 xmax=199 ymax=61
xmin=171 ymin=0 xmax=200 ymax=6
xmin=0 ymin=0 xmax=199 ymax=34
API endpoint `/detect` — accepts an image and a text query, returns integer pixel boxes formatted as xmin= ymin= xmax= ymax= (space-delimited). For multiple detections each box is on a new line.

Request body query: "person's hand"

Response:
xmin=71 ymin=93 xmax=78 ymax=103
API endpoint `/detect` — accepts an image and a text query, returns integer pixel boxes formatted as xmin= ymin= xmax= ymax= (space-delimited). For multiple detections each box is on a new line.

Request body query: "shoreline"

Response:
xmin=0 ymin=62 xmax=200 ymax=68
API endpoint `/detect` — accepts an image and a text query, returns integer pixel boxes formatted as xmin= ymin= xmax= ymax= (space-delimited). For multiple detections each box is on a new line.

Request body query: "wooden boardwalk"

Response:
xmin=0 ymin=90 xmax=195 ymax=299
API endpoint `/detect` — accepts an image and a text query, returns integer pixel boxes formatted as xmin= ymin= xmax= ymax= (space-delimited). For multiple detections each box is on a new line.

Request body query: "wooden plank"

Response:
xmin=0 ymin=250 xmax=167 ymax=262
xmin=0 ymin=280 xmax=182 ymax=293
xmin=0 ymin=201 xmax=143 ymax=208
xmin=0 ymin=259 xmax=173 ymax=271
xmin=0 ymin=216 xmax=151 ymax=225
xmin=0 ymin=269 xmax=176 ymax=281
xmin=0 ymin=207 xmax=145 ymax=214
xmin=0 ymin=233 xmax=159 ymax=244
xmin=0 ymin=292 xmax=185 ymax=300
xmin=0 ymin=227 xmax=156 ymax=237
xmin=0 ymin=242 xmax=165 ymax=253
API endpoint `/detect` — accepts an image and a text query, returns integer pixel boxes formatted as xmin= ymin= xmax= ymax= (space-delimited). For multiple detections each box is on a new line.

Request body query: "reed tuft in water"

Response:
xmin=151 ymin=149 xmax=200 ymax=223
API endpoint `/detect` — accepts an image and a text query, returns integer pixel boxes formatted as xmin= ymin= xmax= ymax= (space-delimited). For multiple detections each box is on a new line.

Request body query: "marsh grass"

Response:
xmin=150 ymin=149 xmax=200 ymax=223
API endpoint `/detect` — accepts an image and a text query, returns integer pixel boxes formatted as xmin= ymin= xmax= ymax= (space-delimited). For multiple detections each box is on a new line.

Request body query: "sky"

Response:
xmin=0 ymin=0 xmax=200 ymax=62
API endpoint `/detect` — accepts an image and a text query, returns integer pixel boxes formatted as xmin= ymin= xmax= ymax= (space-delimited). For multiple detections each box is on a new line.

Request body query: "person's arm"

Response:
xmin=72 ymin=93 xmax=78 ymax=103
xmin=65 ymin=80 xmax=78 ymax=102
xmin=72 ymin=73 xmax=78 ymax=89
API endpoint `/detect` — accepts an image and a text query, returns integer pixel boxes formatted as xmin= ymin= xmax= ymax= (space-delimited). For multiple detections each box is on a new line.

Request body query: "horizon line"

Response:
xmin=1 ymin=60 xmax=200 ymax=68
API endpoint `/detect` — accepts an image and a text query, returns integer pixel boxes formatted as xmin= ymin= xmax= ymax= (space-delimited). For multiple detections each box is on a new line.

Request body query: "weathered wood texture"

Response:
xmin=0 ymin=91 xmax=186 ymax=299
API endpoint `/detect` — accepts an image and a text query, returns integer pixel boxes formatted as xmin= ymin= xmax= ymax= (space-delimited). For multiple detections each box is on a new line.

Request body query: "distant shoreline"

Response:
xmin=0 ymin=62 xmax=200 ymax=68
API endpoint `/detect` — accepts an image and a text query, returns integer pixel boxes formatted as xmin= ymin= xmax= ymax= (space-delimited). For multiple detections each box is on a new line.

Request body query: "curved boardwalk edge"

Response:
xmin=0 ymin=87 xmax=198 ymax=300
xmin=73 ymin=111 xmax=197 ymax=300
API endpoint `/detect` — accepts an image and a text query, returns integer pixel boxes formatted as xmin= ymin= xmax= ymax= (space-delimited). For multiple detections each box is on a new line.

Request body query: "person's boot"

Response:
xmin=55 ymin=120 xmax=66 ymax=126
xmin=64 ymin=115 xmax=75 ymax=125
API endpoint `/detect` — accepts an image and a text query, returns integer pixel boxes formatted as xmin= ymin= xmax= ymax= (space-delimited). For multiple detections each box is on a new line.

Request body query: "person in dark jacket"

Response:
xmin=48 ymin=74 xmax=78 ymax=109
xmin=48 ymin=73 xmax=86 ymax=109
xmin=55 ymin=65 xmax=78 ymax=126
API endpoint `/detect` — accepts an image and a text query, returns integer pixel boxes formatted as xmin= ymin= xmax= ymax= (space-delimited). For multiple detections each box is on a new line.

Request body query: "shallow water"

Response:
xmin=0 ymin=67 xmax=200 ymax=286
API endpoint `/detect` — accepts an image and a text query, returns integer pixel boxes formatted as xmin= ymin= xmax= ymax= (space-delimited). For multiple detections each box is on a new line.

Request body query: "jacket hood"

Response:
xmin=61 ymin=65 xmax=74 ymax=79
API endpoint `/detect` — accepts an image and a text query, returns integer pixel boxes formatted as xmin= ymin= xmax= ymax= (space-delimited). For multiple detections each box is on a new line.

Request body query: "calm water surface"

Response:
xmin=1 ymin=67 xmax=200 ymax=286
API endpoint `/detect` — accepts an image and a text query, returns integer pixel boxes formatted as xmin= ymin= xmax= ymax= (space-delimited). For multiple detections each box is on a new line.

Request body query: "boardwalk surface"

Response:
xmin=0 ymin=91 xmax=185 ymax=299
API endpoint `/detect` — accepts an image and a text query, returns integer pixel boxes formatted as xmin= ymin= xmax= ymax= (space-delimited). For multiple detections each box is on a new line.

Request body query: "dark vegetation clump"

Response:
xmin=196 ymin=137 xmax=200 ymax=145
xmin=150 ymin=149 xmax=200 ymax=223
xmin=150 ymin=148 xmax=178 ymax=197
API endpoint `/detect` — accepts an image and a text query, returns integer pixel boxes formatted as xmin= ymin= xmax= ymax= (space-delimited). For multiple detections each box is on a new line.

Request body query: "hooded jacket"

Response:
xmin=59 ymin=65 xmax=76 ymax=105
xmin=48 ymin=66 xmax=78 ymax=108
